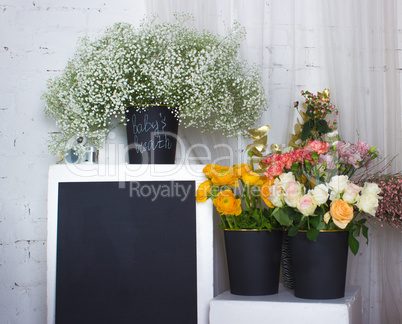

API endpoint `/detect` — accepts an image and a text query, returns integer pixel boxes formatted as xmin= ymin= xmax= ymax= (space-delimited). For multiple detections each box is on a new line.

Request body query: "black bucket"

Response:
xmin=125 ymin=106 xmax=179 ymax=164
xmin=288 ymin=231 xmax=349 ymax=299
xmin=224 ymin=230 xmax=283 ymax=296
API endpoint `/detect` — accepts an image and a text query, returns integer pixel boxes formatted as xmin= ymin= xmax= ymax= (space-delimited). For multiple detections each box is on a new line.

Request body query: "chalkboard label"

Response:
xmin=56 ymin=181 xmax=197 ymax=324
xmin=126 ymin=106 xmax=179 ymax=164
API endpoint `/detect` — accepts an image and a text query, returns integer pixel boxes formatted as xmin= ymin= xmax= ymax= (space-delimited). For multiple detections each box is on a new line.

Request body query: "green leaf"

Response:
xmin=362 ymin=225 xmax=369 ymax=244
xmin=301 ymin=119 xmax=314 ymax=141
xmin=306 ymin=104 xmax=315 ymax=118
xmin=328 ymin=222 xmax=338 ymax=230
xmin=288 ymin=226 xmax=299 ymax=236
xmin=316 ymin=119 xmax=331 ymax=134
xmin=306 ymin=228 xmax=319 ymax=241
xmin=291 ymin=163 xmax=299 ymax=172
xmin=311 ymin=151 xmax=319 ymax=161
xmin=317 ymin=222 xmax=326 ymax=231
xmin=273 ymin=208 xmax=294 ymax=227
xmin=357 ymin=218 xmax=367 ymax=225
xmin=353 ymin=225 xmax=361 ymax=237
xmin=263 ymin=222 xmax=273 ymax=231
xmin=348 ymin=232 xmax=360 ymax=255
xmin=309 ymin=216 xmax=321 ymax=229
xmin=304 ymin=160 xmax=312 ymax=171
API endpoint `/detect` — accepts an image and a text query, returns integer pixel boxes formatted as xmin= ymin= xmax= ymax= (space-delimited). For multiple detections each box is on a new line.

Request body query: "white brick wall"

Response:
xmin=0 ymin=1 xmax=146 ymax=323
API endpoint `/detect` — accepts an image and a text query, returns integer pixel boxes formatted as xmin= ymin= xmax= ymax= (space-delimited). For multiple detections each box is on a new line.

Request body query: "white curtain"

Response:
xmin=146 ymin=1 xmax=401 ymax=323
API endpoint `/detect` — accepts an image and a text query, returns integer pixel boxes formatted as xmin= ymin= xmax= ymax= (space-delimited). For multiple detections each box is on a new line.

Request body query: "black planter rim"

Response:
xmin=295 ymin=229 xmax=348 ymax=233
xmin=125 ymin=104 xmax=179 ymax=113
xmin=223 ymin=229 xmax=283 ymax=232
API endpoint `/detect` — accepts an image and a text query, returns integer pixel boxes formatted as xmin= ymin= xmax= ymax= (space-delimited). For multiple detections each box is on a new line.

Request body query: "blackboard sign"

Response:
xmin=56 ymin=180 xmax=197 ymax=324
xmin=125 ymin=106 xmax=179 ymax=164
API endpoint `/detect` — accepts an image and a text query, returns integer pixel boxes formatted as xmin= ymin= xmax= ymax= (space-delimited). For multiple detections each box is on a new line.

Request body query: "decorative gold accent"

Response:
xmin=245 ymin=135 xmax=267 ymax=157
xmin=254 ymin=161 xmax=269 ymax=173
xmin=248 ymin=125 xmax=270 ymax=140
xmin=318 ymin=88 xmax=330 ymax=100
xmin=270 ymin=144 xmax=282 ymax=154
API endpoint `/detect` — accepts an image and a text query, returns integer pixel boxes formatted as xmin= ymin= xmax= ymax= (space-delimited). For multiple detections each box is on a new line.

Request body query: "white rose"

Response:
xmin=309 ymin=184 xmax=329 ymax=205
xmin=268 ymin=185 xmax=285 ymax=208
xmin=284 ymin=180 xmax=304 ymax=207
xmin=327 ymin=175 xmax=349 ymax=193
xmin=297 ymin=194 xmax=317 ymax=216
xmin=361 ymin=183 xmax=381 ymax=198
xmin=330 ymin=189 xmax=343 ymax=201
xmin=356 ymin=194 xmax=379 ymax=216
xmin=269 ymin=183 xmax=284 ymax=196
xmin=342 ymin=183 xmax=362 ymax=204
xmin=278 ymin=172 xmax=295 ymax=185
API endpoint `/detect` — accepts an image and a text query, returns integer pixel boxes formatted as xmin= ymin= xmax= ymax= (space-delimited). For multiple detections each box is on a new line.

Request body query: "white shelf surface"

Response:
xmin=210 ymin=284 xmax=362 ymax=324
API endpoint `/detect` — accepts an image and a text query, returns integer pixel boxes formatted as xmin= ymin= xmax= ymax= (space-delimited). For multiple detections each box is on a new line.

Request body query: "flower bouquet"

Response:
xmin=196 ymin=127 xmax=288 ymax=295
xmin=263 ymin=139 xmax=381 ymax=255
xmin=196 ymin=126 xmax=290 ymax=231
xmin=258 ymin=89 xmax=383 ymax=298
xmin=42 ymin=13 xmax=267 ymax=160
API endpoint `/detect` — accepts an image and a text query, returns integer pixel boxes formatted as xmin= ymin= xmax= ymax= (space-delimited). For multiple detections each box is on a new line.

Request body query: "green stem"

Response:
xmin=220 ymin=214 xmax=228 ymax=229
xmin=233 ymin=215 xmax=239 ymax=229
xmin=228 ymin=216 xmax=234 ymax=229
xmin=258 ymin=196 xmax=264 ymax=230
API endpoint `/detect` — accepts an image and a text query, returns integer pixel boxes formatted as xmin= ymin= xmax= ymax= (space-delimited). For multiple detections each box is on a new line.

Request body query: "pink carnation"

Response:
xmin=290 ymin=149 xmax=305 ymax=164
xmin=264 ymin=162 xmax=284 ymax=179
xmin=278 ymin=153 xmax=294 ymax=169
xmin=306 ymin=140 xmax=330 ymax=155
xmin=261 ymin=153 xmax=280 ymax=166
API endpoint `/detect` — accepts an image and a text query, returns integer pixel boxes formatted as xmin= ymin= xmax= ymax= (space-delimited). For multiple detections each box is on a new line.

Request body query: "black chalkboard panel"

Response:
xmin=56 ymin=181 xmax=197 ymax=324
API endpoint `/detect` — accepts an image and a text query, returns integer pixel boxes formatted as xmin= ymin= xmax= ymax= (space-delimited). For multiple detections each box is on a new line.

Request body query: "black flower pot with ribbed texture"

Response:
xmin=224 ymin=230 xmax=283 ymax=296
xmin=125 ymin=106 xmax=179 ymax=164
xmin=288 ymin=230 xmax=349 ymax=299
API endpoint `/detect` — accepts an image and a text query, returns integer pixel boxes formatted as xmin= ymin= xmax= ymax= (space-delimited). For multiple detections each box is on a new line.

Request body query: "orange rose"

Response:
xmin=211 ymin=167 xmax=239 ymax=187
xmin=329 ymin=199 xmax=354 ymax=229
xmin=260 ymin=179 xmax=275 ymax=208
xmin=196 ymin=180 xmax=213 ymax=203
xmin=233 ymin=164 xmax=252 ymax=178
xmin=242 ymin=171 xmax=263 ymax=186
xmin=213 ymin=190 xmax=242 ymax=216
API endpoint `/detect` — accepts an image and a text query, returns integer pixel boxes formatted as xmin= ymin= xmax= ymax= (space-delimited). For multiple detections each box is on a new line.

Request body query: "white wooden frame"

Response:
xmin=47 ymin=163 xmax=214 ymax=324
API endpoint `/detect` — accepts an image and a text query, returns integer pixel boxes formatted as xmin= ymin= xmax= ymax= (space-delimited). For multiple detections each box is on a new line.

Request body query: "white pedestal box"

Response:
xmin=47 ymin=164 xmax=214 ymax=324
xmin=210 ymin=285 xmax=362 ymax=324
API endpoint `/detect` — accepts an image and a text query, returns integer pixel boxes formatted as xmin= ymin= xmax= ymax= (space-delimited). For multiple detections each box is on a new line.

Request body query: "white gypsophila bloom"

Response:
xmin=42 ymin=14 xmax=268 ymax=159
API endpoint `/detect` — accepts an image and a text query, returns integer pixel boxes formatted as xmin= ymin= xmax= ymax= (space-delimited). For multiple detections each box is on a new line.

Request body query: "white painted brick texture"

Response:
xmin=0 ymin=1 xmax=146 ymax=323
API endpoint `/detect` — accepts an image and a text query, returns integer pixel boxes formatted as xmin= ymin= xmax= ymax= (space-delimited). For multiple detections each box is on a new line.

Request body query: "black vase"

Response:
xmin=224 ymin=230 xmax=283 ymax=296
xmin=125 ymin=106 xmax=179 ymax=164
xmin=288 ymin=231 xmax=349 ymax=299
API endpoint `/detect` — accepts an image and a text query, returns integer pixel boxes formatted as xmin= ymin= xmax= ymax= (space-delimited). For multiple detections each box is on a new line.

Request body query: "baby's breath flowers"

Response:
xmin=42 ymin=13 xmax=268 ymax=159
